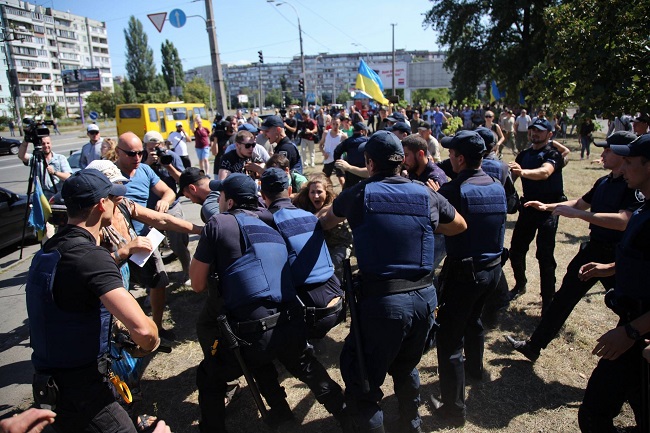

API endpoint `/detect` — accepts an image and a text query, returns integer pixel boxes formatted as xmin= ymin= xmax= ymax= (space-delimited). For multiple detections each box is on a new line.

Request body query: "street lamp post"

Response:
xmin=269 ymin=1 xmax=307 ymax=109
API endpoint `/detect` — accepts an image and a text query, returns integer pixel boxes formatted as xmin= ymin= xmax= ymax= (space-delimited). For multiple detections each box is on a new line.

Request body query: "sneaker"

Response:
xmin=504 ymin=335 xmax=540 ymax=362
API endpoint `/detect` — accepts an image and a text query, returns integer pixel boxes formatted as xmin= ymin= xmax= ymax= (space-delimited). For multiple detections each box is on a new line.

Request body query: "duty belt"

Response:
xmin=230 ymin=306 xmax=303 ymax=334
xmin=446 ymin=255 xmax=502 ymax=272
xmin=358 ymin=272 xmax=434 ymax=297
xmin=305 ymin=298 xmax=344 ymax=327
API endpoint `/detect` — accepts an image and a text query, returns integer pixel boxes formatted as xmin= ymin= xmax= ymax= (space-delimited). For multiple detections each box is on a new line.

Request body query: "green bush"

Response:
xmin=443 ymin=116 xmax=463 ymax=136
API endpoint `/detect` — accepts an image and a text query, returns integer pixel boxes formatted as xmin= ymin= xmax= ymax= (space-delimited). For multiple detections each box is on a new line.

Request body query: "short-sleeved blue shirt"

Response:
xmin=123 ymin=164 xmax=161 ymax=235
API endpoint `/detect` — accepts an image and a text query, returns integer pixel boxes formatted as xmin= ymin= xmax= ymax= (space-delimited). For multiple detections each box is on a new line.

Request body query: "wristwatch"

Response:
xmin=624 ymin=323 xmax=641 ymax=340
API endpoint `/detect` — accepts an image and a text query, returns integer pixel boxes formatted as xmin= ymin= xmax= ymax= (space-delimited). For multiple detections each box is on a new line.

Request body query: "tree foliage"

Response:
xmin=424 ymin=0 xmax=556 ymax=106
xmin=527 ymin=0 xmax=650 ymax=114
xmin=86 ymin=89 xmax=122 ymax=118
xmin=184 ymin=77 xmax=211 ymax=105
xmin=124 ymin=16 xmax=156 ymax=95
xmin=161 ymin=40 xmax=184 ymax=94
xmin=120 ymin=80 xmax=138 ymax=104
xmin=264 ymin=88 xmax=283 ymax=108
xmin=411 ymin=88 xmax=450 ymax=107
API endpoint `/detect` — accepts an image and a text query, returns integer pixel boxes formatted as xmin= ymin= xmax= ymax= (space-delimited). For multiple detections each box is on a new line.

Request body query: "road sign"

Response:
xmin=169 ymin=9 xmax=187 ymax=28
xmin=89 ymin=111 xmax=99 ymax=120
xmin=148 ymin=13 xmax=167 ymax=33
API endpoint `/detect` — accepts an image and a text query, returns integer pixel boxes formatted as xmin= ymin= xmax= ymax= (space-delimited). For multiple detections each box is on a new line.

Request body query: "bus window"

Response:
xmin=149 ymin=108 xmax=158 ymax=122
xmin=119 ymin=108 xmax=141 ymax=119
xmin=172 ymin=107 xmax=187 ymax=120
xmin=165 ymin=108 xmax=173 ymax=121
xmin=159 ymin=111 xmax=166 ymax=133
xmin=197 ymin=107 xmax=207 ymax=119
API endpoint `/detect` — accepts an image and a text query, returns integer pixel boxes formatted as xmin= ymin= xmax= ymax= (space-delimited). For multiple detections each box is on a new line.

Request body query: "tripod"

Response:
xmin=20 ymin=144 xmax=57 ymax=259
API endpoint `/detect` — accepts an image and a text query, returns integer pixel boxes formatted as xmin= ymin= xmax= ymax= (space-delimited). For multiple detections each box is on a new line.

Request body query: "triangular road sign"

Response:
xmin=148 ymin=12 xmax=167 ymax=33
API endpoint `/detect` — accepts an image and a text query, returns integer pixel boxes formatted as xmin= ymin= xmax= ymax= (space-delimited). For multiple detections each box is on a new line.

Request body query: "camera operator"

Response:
xmin=18 ymin=136 xmax=71 ymax=200
xmin=79 ymin=124 xmax=103 ymax=169
xmin=143 ymin=131 xmax=191 ymax=284
xmin=167 ymin=122 xmax=191 ymax=169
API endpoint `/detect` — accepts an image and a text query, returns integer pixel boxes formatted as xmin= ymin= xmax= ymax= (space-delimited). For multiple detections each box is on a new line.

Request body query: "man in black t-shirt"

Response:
xmin=26 ymin=169 xmax=160 ymax=433
xmin=261 ymin=115 xmax=303 ymax=174
xmin=507 ymin=118 xmax=565 ymax=312
xmin=217 ymin=130 xmax=264 ymax=180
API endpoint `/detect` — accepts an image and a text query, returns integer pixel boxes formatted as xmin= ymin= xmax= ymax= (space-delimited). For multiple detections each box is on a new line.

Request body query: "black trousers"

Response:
xmin=529 ymin=241 xmax=616 ymax=350
xmin=510 ymin=206 xmax=559 ymax=303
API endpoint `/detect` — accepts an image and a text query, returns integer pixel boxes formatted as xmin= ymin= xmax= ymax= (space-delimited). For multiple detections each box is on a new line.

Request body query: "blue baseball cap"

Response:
xmin=359 ymin=130 xmax=404 ymax=162
xmin=209 ymin=173 xmax=258 ymax=203
xmin=388 ymin=122 xmax=411 ymax=134
xmin=260 ymin=115 xmax=284 ymax=130
xmin=62 ymin=169 xmax=126 ymax=209
xmin=528 ymin=118 xmax=553 ymax=131
xmin=594 ymin=131 xmax=637 ymax=148
xmin=475 ymin=126 xmax=496 ymax=150
xmin=611 ymin=133 xmax=650 ymax=159
xmin=387 ymin=112 xmax=406 ymax=123
xmin=441 ymin=130 xmax=486 ymax=158
xmin=260 ymin=167 xmax=290 ymax=193
xmin=238 ymin=123 xmax=259 ymax=133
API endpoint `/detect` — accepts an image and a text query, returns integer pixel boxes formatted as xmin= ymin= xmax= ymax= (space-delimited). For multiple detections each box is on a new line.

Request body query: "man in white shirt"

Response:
xmin=514 ymin=109 xmax=532 ymax=154
xmin=167 ymin=122 xmax=191 ymax=168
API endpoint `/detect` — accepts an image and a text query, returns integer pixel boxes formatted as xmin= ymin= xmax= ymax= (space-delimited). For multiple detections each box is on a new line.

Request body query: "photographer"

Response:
xmin=143 ymin=131 xmax=192 ymax=284
xmin=18 ymin=136 xmax=71 ymax=200
xmin=167 ymin=122 xmax=191 ymax=169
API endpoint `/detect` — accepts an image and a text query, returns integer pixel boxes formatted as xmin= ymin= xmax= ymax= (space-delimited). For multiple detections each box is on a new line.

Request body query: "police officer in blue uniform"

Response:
xmin=432 ymin=131 xmax=507 ymax=427
xmin=577 ymin=133 xmax=650 ymax=432
xmin=189 ymin=173 xmax=347 ymax=433
xmin=27 ymin=169 xmax=160 ymax=433
xmin=320 ymin=131 xmax=466 ymax=433
xmin=506 ymin=131 xmax=641 ymax=362
xmin=507 ymin=118 xmax=566 ymax=313
xmin=260 ymin=167 xmax=344 ymax=339
xmin=334 ymin=122 xmax=371 ymax=189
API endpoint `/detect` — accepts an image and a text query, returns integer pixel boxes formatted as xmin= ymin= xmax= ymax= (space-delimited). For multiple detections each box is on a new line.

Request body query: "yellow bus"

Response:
xmin=116 ymin=102 xmax=211 ymax=141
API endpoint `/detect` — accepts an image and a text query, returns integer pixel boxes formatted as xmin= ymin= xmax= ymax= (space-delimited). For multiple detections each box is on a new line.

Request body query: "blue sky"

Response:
xmin=43 ymin=0 xmax=441 ymax=76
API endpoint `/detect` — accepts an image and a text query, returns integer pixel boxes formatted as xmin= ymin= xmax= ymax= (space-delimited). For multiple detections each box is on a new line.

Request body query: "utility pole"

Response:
xmin=391 ymin=23 xmax=397 ymax=97
xmin=204 ymin=0 xmax=227 ymax=115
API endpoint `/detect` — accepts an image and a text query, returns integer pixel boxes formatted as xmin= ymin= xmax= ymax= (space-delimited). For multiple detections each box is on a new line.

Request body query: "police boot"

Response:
xmin=504 ymin=335 xmax=540 ymax=362
xmin=264 ymin=400 xmax=295 ymax=429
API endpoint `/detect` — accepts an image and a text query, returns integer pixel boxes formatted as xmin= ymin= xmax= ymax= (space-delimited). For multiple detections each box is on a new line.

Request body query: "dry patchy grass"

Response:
xmin=137 ymin=134 xmax=636 ymax=432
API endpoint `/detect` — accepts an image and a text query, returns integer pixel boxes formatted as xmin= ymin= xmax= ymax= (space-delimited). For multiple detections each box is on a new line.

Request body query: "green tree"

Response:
xmin=120 ymin=80 xmax=138 ymax=103
xmin=143 ymin=75 xmax=170 ymax=103
xmin=527 ymin=0 xmax=650 ymax=114
xmin=336 ymin=91 xmax=351 ymax=105
xmin=85 ymin=89 xmax=121 ymax=118
xmin=264 ymin=88 xmax=283 ymax=108
xmin=411 ymin=88 xmax=451 ymax=107
xmin=161 ymin=40 xmax=184 ymax=96
xmin=124 ymin=16 xmax=156 ymax=96
xmin=184 ymin=77 xmax=211 ymax=105
xmin=424 ymin=0 xmax=554 ymax=106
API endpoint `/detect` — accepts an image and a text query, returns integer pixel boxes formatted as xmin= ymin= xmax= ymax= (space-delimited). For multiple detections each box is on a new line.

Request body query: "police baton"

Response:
xmin=216 ymin=315 xmax=268 ymax=420
xmin=343 ymin=259 xmax=370 ymax=394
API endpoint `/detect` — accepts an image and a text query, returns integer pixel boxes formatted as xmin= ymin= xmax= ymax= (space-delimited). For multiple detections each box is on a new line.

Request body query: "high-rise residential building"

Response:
xmin=187 ymin=50 xmax=452 ymax=108
xmin=0 ymin=0 xmax=113 ymax=119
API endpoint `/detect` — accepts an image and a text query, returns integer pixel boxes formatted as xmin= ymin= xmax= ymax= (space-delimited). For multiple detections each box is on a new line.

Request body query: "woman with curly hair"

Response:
xmin=293 ymin=173 xmax=353 ymax=280
xmin=101 ymin=137 xmax=118 ymax=162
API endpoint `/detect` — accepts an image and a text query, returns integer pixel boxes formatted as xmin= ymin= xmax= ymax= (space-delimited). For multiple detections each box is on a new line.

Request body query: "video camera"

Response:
xmin=154 ymin=147 xmax=174 ymax=165
xmin=23 ymin=118 xmax=54 ymax=148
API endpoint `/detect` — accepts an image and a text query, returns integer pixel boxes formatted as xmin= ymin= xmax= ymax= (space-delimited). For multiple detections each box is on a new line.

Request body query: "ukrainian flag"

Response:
xmin=28 ymin=177 xmax=51 ymax=241
xmin=355 ymin=59 xmax=389 ymax=106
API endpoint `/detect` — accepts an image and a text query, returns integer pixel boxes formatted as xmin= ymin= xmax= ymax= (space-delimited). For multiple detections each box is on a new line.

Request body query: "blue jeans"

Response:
xmin=341 ymin=285 xmax=437 ymax=431
xmin=580 ymin=136 xmax=591 ymax=158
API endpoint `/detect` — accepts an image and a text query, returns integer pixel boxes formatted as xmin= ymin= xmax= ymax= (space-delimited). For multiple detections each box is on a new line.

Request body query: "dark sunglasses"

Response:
xmin=88 ymin=131 xmax=99 ymax=135
xmin=117 ymin=147 xmax=144 ymax=157
xmin=238 ymin=141 xmax=256 ymax=149
xmin=485 ymin=115 xmax=493 ymax=118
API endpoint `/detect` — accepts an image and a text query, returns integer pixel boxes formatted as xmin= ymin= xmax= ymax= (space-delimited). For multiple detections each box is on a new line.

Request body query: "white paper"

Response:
xmin=129 ymin=228 xmax=165 ymax=267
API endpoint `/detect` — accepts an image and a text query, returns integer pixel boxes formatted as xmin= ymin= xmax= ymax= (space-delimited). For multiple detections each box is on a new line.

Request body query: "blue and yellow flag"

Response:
xmin=490 ymin=80 xmax=503 ymax=103
xmin=355 ymin=59 xmax=389 ymax=106
xmin=28 ymin=177 xmax=51 ymax=241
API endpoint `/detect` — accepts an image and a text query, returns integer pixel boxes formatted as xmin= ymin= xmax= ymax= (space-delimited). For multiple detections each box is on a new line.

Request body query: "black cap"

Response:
xmin=209 ymin=173 xmax=258 ymax=202
xmin=528 ymin=118 xmax=553 ymax=131
xmin=179 ymin=167 xmax=209 ymax=192
xmin=359 ymin=130 xmax=404 ymax=162
xmin=594 ymin=131 xmax=638 ymax=148
xmin=441 ymin=130 xmax=486 ymax=159
xmin=418 ymin=121 xmax=431 ymax=130
xmin=353 ymin=122 xmax=369 ymax=132
xmin=387 ymin=112 xmax=406 ymax=123
xmin=62 ymin=169 xmax=126 ymax=209
xmin=260 ymin=115 xmax=284 ymax=130
xmin=475 ymin=126 xmax=496 ymax=150
xmin=260 ymin=167 xmax=290 ymax=193
xmin=611 ymin=134 xmax=650 ymax=159
xmin=388 ymin=122 xmax=411 ymax=134
xmin=633 ymin=113 xmax=650 ymax=124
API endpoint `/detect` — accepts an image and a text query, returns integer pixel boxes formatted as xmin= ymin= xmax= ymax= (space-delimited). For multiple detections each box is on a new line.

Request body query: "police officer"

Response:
xmin=260 ymin=167 xmax=344 ymax=339
xmin=26 ymin=169 xmax=160 ymax=433
xmin=333 ymin=122 xmax=370 ymax=189
xmin=320 ymin=130 xmax=466 ymax=433
xmin=178 ymin=167 xmax=219 ymax=222
xmin=506 ymin=131 xmax=641 ymax=361
xmin=189 ymin=173 xmax=347 ymax=433
xmin=507 ymin=118 xmax=566 ymax=313
xmin=577 ymin=133 xmax=650 ymax=432
xmin=432 ymin=130 xmax=507 ymax=427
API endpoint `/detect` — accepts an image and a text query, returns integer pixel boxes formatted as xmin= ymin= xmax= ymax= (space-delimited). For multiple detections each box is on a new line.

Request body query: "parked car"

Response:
xmin=67 ymin=149 xmax=82 ymax=173
xmin=0 ymin=187 xmax=36 ymax=250
xmin=0 ymin=136 xmax=21 ymax=156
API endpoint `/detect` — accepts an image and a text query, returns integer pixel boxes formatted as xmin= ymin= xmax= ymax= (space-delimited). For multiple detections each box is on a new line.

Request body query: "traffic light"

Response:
xmin=73 ymin=69 xmax=79 ymax=81
xmin=258 ymin=50 xmax=263 ymax=64
xmin=298 ymin=78 xmax=304 ymax=93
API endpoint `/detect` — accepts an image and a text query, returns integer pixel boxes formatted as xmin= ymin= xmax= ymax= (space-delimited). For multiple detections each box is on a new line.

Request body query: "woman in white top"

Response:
xmin=319 ymin=117 xmax=347 ymax=187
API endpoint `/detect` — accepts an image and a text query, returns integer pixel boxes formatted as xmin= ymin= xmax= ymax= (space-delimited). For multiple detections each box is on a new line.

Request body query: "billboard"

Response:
xmin=367 ymin=62 xmax=408 ymax=90
xmin=62 ymin=68 xmax=102 ymax=93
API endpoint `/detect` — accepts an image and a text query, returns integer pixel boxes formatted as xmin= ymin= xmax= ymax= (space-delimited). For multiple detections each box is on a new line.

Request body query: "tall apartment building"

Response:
xmin=0 ymin=0 xmax=113 ymax=119
xmin=187 ymin=50 xmax=452 ymax=107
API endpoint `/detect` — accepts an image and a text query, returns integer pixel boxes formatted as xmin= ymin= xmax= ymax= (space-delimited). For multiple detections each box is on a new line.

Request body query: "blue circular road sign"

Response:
xmin=89 ymin=111 xmax=99 ymax=120
xmin=169 ymin=9 xmax=187 ymax=28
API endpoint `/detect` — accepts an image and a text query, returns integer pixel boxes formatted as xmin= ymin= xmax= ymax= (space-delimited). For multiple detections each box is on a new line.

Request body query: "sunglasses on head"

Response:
xmin=117 ymin=147 xmax=144 ymax=157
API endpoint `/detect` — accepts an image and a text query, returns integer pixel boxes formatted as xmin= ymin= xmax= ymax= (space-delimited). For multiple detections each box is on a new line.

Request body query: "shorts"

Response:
xmin=323 ymin=161 xmax=343 ymax=178
xmin=129 ymin=247 xmax=169 ymax=289
xmin=195 ymin=146 xmax=210 ymax=161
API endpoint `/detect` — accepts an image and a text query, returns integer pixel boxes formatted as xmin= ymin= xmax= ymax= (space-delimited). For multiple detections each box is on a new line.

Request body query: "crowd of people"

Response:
xmin=11 ymin=103 xmax=650 ymax=433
